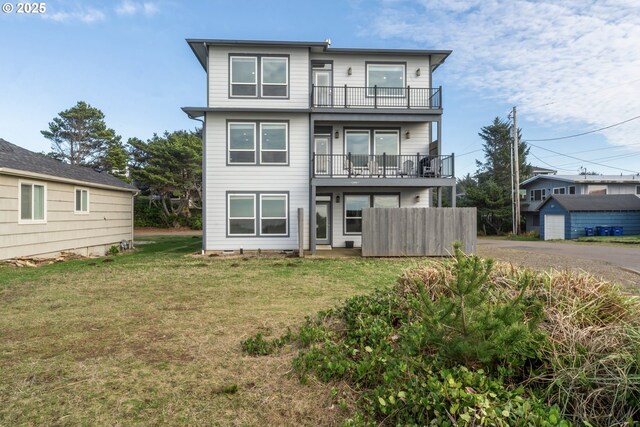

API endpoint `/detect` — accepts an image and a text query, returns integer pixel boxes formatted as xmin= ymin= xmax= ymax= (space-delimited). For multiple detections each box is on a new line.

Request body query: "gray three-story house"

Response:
xmin=182 ymin=39 xmax=454 ymax=254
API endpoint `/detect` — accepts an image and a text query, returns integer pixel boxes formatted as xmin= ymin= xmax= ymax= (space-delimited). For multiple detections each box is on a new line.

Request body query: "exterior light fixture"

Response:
xmin=416 ymin=68 xmax=421 ymax=76
xmin=405 ymin=130 xmax=410 ymax=139
xmin=336 ymin=194 xmax=341 ymax=203
xmin=334 ymin=130 xmax=339 ymax=139
xmin=415 ymin=194 xmax=420 ymax=202
xmin=347 ymin=67 xmax=352 ymax=76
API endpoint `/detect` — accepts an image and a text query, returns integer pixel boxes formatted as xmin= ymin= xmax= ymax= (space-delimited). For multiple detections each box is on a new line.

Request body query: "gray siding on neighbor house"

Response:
xmin=208 ymin=45 xmax=310 ymax=109
xmin=204 ymin=111 xmax=310 ymax=251
xmin=0 ymin=174 xmax=133 ymax=259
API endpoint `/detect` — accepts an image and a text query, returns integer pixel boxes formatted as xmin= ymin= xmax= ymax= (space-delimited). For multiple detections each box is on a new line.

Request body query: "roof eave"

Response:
xmin=0 ymin=167 xmax=138 ymax=193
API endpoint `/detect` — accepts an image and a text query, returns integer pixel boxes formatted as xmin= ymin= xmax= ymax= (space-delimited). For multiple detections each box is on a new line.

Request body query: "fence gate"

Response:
xmin=361 ymin=208 xmax=477 ymax=257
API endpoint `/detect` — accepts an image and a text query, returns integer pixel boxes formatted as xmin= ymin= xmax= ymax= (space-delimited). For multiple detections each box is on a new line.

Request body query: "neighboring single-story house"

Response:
xmin=0 ymin=138 xmax=137 ymax=260
xmin=539 ymin=194 xmax=640 ymax=240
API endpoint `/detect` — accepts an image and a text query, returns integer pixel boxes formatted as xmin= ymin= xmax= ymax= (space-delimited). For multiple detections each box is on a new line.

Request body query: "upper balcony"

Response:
xmin=311 ymin=85 xmax=442 ymax=112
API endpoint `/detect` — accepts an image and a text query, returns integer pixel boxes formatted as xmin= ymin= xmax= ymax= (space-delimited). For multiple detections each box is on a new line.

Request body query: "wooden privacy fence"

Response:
xmin=361 ymin=208 xmax=477 ymax=257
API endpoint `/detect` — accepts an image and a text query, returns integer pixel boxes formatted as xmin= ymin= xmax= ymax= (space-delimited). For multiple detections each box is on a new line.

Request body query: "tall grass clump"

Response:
xmin=243 ymin=245 xmax=640 ymax=425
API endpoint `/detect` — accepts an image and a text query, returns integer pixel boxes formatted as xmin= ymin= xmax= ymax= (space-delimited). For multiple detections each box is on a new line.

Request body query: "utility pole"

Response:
xmin=512 ymin=106 xmax=521 ymax=235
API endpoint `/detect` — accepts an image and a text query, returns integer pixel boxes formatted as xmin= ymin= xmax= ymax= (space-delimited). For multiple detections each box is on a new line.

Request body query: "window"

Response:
xmin=19 ymin=182 xmax=46 ymax=223
xmin=345 ymin=130 xmax=370 ymax=167
xmin=227 ymin=192 xmax=289 ymax=237
xmin=532 ymin=214 xmax=540 ymax=227
xmin=530 ymin=189 xmax=546 ymax=201
xmin=553 ymin=187 xmax=566 ymax=195
xmin=367 ymin=63 xmax=405 ymax=97
xmin=230 ymin=57 xmax=257 ymax=97
xmin=569 ymin=186 xmax=576 ymax=195
xmin=345 ymin=129 xmax=400 ymax=168
xmin=228 ymin=194 xmax=256 ymax=236
xmin=344 ymin=194 xmax=400 ymax=234
xmin=261 ymin=57 xmax=288 ymax=97
xmin=260 ymin=123 xmax=287 ymax=164
xmin=635 ymin=185 xmax=640 ymax=195
xmin=228 ymin=121 xmax=288 ymax=165
xmin=230 ymin=55 xmax=288 ymax=98
xmin=75 ymin=188 xmax=89 ymax=213
xmin=373 ymin=130 xmax=399 ymax=156
xmin=260 ymin=194 xmax=288 ymax=235
xmin=587 ymin=185 xmax=607 ymax=195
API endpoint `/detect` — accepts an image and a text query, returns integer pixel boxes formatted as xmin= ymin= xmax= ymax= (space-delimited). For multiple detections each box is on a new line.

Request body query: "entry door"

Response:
xmin=313 ymin=70 xmax=332 ymax=106
xmin=544 ymin=215 xmax=565 ymax=240
xmin=314 ymin=135 xmax=331 ymax=175
xmin=316 ymin=201 xmax=331 ymax=245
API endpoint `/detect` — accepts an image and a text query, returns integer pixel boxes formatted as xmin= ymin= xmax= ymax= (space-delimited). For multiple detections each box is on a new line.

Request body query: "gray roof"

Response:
xmin=521 ymin=174 xmax=640 ymax=187
xmin=539 ymin=194 xmax=640 ymax=212
xmin=186 ymin=38 xmax=451 ymax=72
xmin=0 ymin=139 xmax=137 ymax=191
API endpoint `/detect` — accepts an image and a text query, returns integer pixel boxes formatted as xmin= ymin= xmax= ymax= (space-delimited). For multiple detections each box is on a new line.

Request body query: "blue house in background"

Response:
xmin=539 ymin=194 xmax=640 ymax=240
xmin=520 ymin=174 xmax=640 ymax=233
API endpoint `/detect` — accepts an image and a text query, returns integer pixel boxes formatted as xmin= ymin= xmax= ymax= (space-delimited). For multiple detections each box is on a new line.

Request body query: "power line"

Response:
xmin=528 ymin=142 xmax=640 ymax=174
xmin=456 ymin=148 xmax=483 ymax=158
xmin=527 ymin=114 xmax=640 ymax=142
xmin=528 ymin=152 xmax=576 ymax=173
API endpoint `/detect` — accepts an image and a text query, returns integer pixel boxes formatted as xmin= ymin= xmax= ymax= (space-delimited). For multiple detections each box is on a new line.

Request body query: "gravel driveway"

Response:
xmin=477 ymin=239 xmax=640 ymax=294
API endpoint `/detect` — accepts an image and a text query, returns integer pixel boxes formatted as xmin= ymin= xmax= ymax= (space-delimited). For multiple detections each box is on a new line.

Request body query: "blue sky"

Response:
xmin=1 ymin=0 xmax=639 ymax=177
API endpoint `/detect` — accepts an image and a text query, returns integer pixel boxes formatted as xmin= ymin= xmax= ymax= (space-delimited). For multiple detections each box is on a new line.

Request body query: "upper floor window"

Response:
xmin=75 ymin=188 xmax=89 ymax=213
xmin=19 ymin=181 xmax=46 ymax=223
xmin=636 ymin=185 xmax=640 ymax=195
xmin=568 ymin=186 xmax=576 ymax=195
xmin=228 ymin=121 xmax=288 ymax=165
xmin=230 ymin=55 xmax=288 ymax=98
xmin=553 ymin=187 xmax=566 ymax=195
xmin=366 ymin=63 xmax=405 ymax=97
xmin=530 ymin=189 xmax=546 ymax=202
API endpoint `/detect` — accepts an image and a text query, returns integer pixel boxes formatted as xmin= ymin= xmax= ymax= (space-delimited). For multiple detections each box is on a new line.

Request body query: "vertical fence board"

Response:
xmin=362 ymin=208 xmax=477 ymax=257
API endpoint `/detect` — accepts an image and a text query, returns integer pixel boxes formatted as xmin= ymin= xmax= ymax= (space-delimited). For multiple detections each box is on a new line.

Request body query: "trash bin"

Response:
xmin=584 ymin=227 xmax=595 ymax=237
xmin=611 ymin=226 xmax=623 ymax=236
xmin=596 ymin=226 xmax=610 ymax=236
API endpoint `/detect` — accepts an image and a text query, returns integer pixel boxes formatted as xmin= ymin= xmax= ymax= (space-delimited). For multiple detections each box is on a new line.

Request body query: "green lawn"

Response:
xmin=0 ymin=236 xmax=417 ymax=426
xmin=575 ymin=235 xmax=640 ymax=244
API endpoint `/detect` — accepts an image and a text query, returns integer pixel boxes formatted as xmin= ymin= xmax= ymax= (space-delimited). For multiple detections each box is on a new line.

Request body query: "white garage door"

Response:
xmin=544 ymin=215 xmax=565 ymax=240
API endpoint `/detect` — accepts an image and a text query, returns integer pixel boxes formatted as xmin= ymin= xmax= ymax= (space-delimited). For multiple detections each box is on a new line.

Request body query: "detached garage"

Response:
xmin=539 ymin=194 xmax=640 ymax=240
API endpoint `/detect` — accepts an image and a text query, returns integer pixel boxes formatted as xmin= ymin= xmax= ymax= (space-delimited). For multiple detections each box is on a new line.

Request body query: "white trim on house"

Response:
xmin=17 ymin=179 xmax=47 ymax=224
xmin=260 ymin=56 xmax=289 ymax=98
xmin=74 ymin=187 xmax=90 ymax=214
xmin=259 ymin=193 xmax=288 ymax=236
xmin=0 ymin=167 xmax=137 ymax=193
xmin=228 ymin=122 xmax=257 ymax=165
xmin=227 ymin=193 xmax=257 ymax=236
xmin=259 ymin=122 xmax=288 ymax=165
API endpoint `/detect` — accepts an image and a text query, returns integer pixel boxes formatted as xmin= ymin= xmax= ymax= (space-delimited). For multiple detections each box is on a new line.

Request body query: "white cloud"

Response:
xmin=365 ymin=0 xmax=640 ymax=151
xmin=43 ymin=8 xmax=106 ymax=23
xmin=115 ymin=1 xmax=159 ymax=16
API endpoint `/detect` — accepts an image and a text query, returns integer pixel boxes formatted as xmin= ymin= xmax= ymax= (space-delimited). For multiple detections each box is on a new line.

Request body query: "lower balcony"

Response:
xmin=312 ymin=153 xmax=454 ymax=179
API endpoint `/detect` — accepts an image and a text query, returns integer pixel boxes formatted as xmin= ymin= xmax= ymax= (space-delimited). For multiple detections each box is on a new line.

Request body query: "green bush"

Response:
xmin=134 ymin=196 xmax=166 ymax=228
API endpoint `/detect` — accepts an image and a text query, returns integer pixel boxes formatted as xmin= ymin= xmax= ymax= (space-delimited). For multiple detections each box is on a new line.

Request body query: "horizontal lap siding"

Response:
xmin=569 ymin=211 xmax=640 ymax=238
xmin=209 ymin=46 xmax=309 ymax=109
xmin=310 ymin=54 xmax=431 ymax=90
xmin=0 ymin=174 xmax=133 ymax=259
xmin=205 ymin=112 xmax=309 ymax=251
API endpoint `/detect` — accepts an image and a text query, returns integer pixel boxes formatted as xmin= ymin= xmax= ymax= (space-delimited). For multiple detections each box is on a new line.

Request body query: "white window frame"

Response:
xmin=228 ymin=122 xmax=257 ymax=165
xmin=530 ymin=189 xmax=546 ymax=202
xmin=553 ymin=187 xmax=566 ymax=195
xmin=260 ymin=57 xmax=289 ymax=98
xmin=18 ymin=180 xmax=47 ymax=224
xmin=227 ymin=193 xmax=256 ymax=236
xmin=259 ymin=122 xmax=288 ymax=165
xmin=344 ymin=193 xmax=400 ymax=235
xmin=635 ymin=185 xmax=640 ymax=195
xmin=230 ymin=56 xmax=258 ymax=98
xmin=366 ymin=63 xmax=406 ymax=97
xmin=372 ymin=194 xmax=400 ymax=208
xmin=74 ymin=187 xmax=90 ymax=214
xmin=259 ymin=194 xmax=288 ymax=236
xmin=568 ymin=185 xmax=576 ymax=195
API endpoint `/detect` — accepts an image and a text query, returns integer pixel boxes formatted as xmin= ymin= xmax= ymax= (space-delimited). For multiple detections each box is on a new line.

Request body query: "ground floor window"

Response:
xmin=531 ymin=214 xmax=540 ymax=227
xmin=227 ymin=192 xmax=289 ymax=237
xmin=20 ymin=182 xmax=46 ymax=223
xmin=75 ymin=188 xmax=89 ymax=213
xmin=344 ymin=193 xmax=400 ymax=234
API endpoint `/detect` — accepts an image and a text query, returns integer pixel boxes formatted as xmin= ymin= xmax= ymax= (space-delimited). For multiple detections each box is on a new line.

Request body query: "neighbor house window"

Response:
xmin=569 ymin=186 xmax=576 ymax=195
xmin=260 ymin=194 xmax=288 ymax=235
xmin=228 ymin=121 xmax=288 ymax=165
xmin=553 ymin=187 xmax=566 ymax=195
xmin=228 ymin=194 xmax=256 ymax=236
xmin=75 ymin=188 xmax=89 ymax=213
xmin=260 ymin=123 xmax=287 ymax=164
xmin=636 ymin=185 xmax=640 ymax=195
xmin=587 ymin=185 xmax=607 ymax=195
xmin=261 ymin=57 xmax=288 ymax=97
xmin=19 ymin=182 xmax=46 ymax=223
xmin=367 ymin=63 xmax=405 ymax=97
xmin=344 ymin=193 xmax=400 ymax=234
xmin=228 ymin=192 xmax=289 ymax=237
xmin=230 ymin=56 xmax=258 ymax=97
xmin=530 ymin=189 xmax=546 ymax=201
xmin=230 ymin=55 xmax=288 ymax=98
